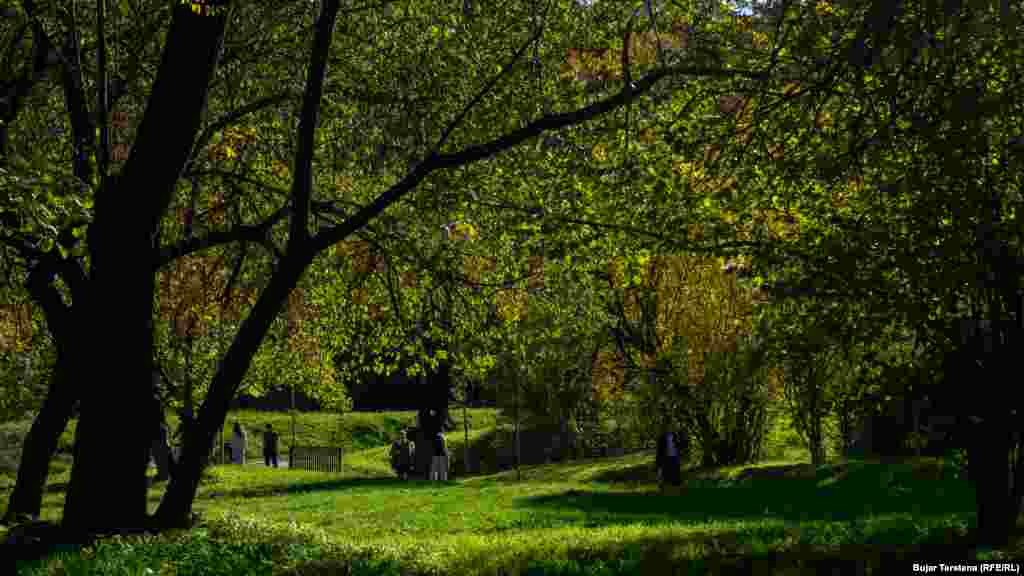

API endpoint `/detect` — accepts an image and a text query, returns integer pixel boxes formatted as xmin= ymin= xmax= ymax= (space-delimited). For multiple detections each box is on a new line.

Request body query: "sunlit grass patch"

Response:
xmin=2 ymin=408 xmax=995 ymax=575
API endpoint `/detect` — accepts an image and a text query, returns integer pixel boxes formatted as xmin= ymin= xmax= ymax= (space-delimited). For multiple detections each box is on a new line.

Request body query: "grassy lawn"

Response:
xmin=2 ymin=409 xmax=1023 ymax=575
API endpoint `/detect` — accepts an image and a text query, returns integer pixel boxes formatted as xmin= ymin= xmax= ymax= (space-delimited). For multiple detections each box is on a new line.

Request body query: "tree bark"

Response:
xmin=1 ymin=361 xmax=75 ymax=525
xmin=62 ymin=4 xmax=229 ymax=538
xmin=2 ymin=255 xmax=82 ymax=525
xmin=61 ymin=234 xmax=160 ymax=536
xmin=966 ymin=417 xmax=1023 ymax=547
xmin=154 ymin=0 xmax=344 ymax=527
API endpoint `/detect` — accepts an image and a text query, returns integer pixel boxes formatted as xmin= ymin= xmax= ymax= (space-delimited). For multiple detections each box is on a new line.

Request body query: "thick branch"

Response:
xmin=310 ymin=63 xmax=768 ymax=256
xmin=0 ymin=231 xmax=87 ymax=303
xmin=0 ymin=3 xmax=62 ymax=158
xmin=287 ymin=0 xmax=340 ymax=254
xmin=113 ymin=4 xmax=228 ymax=233
xmin=25 ymin=262 xmax=72 ymax=343
xmin=154 ymin=206 xmax=288 ymax=270
xmin=59 ymin=6 xmax=94 ymax=193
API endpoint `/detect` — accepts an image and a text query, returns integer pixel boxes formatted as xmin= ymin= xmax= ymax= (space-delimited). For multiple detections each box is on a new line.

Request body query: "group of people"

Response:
xmin=224 ymin=422 xmax=280 ymax=467
xmin=150 ymin=417 xmax=682 ymax=488
xmin=147 ymin=421 xmax=282 ymax=483
xmin=390 ymin=427 xmax=450 ymax=481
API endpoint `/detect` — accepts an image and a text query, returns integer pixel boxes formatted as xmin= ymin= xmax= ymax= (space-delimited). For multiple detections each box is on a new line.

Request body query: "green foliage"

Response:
xmin=6 ymin=0 xmax=1023 ymax=546
xmin=686 ymin=335 xmax=775 ymax=468
xmin=0 ymin=293 xmax=55 ymax=423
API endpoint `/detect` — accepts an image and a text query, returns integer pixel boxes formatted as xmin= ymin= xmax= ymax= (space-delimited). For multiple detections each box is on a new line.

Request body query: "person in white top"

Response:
xmin=231 ymin=422 xmax=247 ymax=465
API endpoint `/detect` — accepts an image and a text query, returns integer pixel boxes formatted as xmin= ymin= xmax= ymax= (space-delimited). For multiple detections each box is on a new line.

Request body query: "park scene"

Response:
xmin=1 ymin=0 xmax=1023 ymax=574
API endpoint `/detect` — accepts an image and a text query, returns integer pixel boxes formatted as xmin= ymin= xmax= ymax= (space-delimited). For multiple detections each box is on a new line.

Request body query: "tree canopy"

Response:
xmin=2 ymin=0 xmax=1024 ymax=549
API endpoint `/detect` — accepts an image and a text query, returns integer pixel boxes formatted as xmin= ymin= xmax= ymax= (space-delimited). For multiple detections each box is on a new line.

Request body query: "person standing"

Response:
xmin=263 ymin=424 xmax=280 ymax=468
xmin=391 ymin=429 xmax=413 ymax=480
xmin=231 ymin=422 xmax=247 ymax=465
xmin=431 ymin=430 xmax=449 ymax=481
xmin=405 ymin=427 xmax=419 ymax=479
xmin=656 ymin=429 xmax=682 ymax=488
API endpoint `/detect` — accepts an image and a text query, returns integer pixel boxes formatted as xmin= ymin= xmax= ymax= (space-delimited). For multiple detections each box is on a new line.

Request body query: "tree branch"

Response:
xmin=432 ymin=19 xmax=543 ymax=154
xmin=0 ymin=2 xmax=63 ymax=156
xmin=310 ymin=62 xmax=769 ymax=256
xmin=288 ymin=0 xmax=340 ymax=254
xmin=154 ymin=206 xmax=289 ymax=270
xmin=187 ymin=92 xmax=298 ymax=175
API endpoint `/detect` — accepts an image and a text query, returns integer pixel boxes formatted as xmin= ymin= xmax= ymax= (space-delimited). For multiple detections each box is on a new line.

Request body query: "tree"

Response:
xmin=699 ymin=0 xmax=1024 ymax=545
xmin=599 ymin=248 xmax=776 ymax=467
xmin=759 ymin=297 xmax=850 ymax=467
xmin=2 ymin=0 xmax=775 ymax=540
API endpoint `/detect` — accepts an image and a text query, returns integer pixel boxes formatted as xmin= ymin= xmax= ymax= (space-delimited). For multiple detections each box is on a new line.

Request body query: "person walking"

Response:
xmin=263 ymin=424 xmax=280 ymax=468
xmin=391 ymin=429 xmax=413 ymax=480
xmin=430 ymin=430 xmax=449 ymax=481
xmin=656 ymin=429 xmax=682 ymax=488
xmin=405 ymin=427 xmax=418 ymax=479
xmin=231 ymin=422 xmax=247 ymax=465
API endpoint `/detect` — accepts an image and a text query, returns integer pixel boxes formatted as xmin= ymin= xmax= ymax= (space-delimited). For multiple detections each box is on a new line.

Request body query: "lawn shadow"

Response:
xmin=439 ymin=518 xmax=987 ymax=576
xmin=200 ymin=476 xmax=453 ymax=500
xmin=518 ymin=460 xmax=975 ymax=527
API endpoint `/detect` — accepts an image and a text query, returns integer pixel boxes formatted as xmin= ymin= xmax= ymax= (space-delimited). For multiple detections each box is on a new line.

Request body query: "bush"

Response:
xmin=685 ymin=341 xmax=773 ymax=468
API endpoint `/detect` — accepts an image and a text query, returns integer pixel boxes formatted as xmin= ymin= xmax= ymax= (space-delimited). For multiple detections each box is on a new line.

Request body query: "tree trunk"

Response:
xmin=61 ymin=230 xmax=160 ymax=536
xmin=1 ymin=361 xmax=75 ymax=525
xmin=463 ymin=385 xmax=471 ymax=474
xmin=810 ymin=407 xmax=825 ymax=467
xmin=150 ymin=412 xmax=219 ymax=530
xmin=967 ymin=418 xmax=1023 ymax=547
xmin=514 ymin=362 xmax=520 ymax=478
xmin=2 ymin=261 xmax=79 ymax=525
xmin=154 ymin=254 xmax=310 ymax=527
xmin=413 ymin=406 xmax=439 ymax=479
xmin=62 ymin=4 xmax=229 ymax=538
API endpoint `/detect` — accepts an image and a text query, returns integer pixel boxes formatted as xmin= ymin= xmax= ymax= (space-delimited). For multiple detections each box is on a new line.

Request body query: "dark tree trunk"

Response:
xmin=413 ymin=422 xmax=432 ymax=479
xmin=3 ymin=250 xmax=83 ymax=525
xmin=966 ymin=418 xmax=1023 ymax=547
xmin=151 ymin=413 xmax=218 ymax=529
xmin=62 ymin=283 xmax=160 ymax=534
xmin=62 ymin=198 xmax=161 ymax=536
xmin=406 ymin=354 xmax=455 ymax=479
xmin=62 ymin=5 xmax=229 ymax=538
xmin=1 ymin=363 xmax=75 ymax=525
xmin=155 ymin=0 xmax=343 ymax=528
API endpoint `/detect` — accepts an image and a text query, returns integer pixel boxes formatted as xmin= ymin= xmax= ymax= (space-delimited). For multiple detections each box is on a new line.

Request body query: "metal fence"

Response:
xmin=289 ymin=445 xmax=344 ymax=473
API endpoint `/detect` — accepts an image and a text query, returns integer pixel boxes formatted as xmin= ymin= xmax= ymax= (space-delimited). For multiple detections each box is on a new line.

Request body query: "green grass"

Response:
xmin=2 ymin=408 xmax=1021 ymax=575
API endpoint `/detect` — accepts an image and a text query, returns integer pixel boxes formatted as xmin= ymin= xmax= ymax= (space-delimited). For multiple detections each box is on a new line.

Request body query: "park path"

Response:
xmin=239 ymin=458 xmax=290 ymax=469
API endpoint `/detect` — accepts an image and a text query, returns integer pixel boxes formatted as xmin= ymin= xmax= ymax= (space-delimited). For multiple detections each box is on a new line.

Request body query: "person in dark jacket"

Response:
xmin=390 ymin=429 xmax=413 ymax=480
xmin=263 ymin=424 xmax=280 ymax=468
xmin=656 ymin=429 xmax=683 ymax=487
